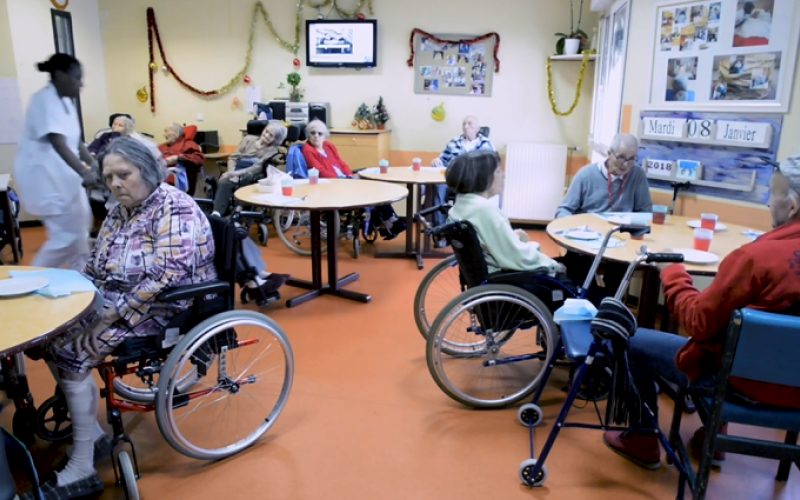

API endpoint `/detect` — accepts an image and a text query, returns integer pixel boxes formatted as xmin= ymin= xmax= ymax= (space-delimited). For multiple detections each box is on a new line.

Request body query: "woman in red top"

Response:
xmin=301 ymin=120 xmax=353 ymax=178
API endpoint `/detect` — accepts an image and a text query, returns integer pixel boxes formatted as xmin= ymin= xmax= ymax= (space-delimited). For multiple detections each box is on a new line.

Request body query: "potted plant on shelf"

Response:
xmin=278 ymin=71 xmax=304 ymax=102
xmin=372 ymin=96 xmax=389 ymax=130
xmin=351 ymin=103 xmax=374 ymax=130
xmin=555 ymin=0 xmax=588 ymax=56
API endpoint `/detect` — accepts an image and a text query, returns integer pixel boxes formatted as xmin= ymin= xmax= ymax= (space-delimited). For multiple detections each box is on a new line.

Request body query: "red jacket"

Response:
xmin=661 ymin=220 xmax=800 ymax=408
xmin=158 ymin=126 xmax=205 ymax=167
xmin=302 ymin=142 xmax=353 ymax=178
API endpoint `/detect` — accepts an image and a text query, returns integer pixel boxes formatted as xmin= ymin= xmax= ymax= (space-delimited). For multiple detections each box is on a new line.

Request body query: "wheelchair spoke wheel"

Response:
xmin=413 ymin=255 xmax=462 ymax=340
xmin=114 ymin=364 xmax=204 ymax=404
xmin=155 ymin=311 xmax=294 ymax=460
xmin=426 ymin=285 xmax=556 ymax=408
xmin=273 ymin=209 xmax=327 ymax=256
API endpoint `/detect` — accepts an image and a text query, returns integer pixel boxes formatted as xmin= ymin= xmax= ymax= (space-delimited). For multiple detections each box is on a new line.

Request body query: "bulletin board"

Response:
xmin=412 ymin=33 xmax=496 ymax=97
xmin=646 ymin=0 xmax=800 ymax=113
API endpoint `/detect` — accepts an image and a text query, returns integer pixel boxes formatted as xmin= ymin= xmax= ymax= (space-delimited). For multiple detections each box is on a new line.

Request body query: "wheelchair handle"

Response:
xmin=618 ymin=224 xmax=651 ymax=237
xmin=645 ymin=253 xmax=685 ymax=264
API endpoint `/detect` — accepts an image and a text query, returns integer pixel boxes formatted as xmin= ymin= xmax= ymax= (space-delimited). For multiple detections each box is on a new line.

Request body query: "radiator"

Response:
xmin=502 ymin=143 xmax=568 ymax=222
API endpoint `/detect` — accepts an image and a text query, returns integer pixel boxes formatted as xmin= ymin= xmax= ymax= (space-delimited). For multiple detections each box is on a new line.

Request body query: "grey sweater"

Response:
xmin=555 ymin=163 xmax=653 ymax=219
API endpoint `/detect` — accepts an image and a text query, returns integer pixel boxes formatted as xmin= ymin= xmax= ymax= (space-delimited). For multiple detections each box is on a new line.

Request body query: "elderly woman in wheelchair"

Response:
xmin=25 ymin=138 xmax=294 ymax=500
xmin=423 ymin=150 xmax=581 ymax=409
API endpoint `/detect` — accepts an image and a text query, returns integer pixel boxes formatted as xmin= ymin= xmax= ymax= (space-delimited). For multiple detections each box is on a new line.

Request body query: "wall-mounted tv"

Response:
xmin=305 ymin=19 xmax=377 ymax=68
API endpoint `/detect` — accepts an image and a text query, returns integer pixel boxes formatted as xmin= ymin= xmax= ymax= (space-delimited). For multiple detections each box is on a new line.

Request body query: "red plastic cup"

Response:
xmin=282 ymin=186 xmax=293 ymax=196
xmin=309 ymin=176 xmax=318 ymax=185
xmin=693 ymin=228 xmax=713 ymax=252
xmin=412 ymin=158 xmax=422 ymax=171
xmin=380 ymin=165 xmax=389 ymax=174
xmin=700 ymin=213 xmax=718 ymax=230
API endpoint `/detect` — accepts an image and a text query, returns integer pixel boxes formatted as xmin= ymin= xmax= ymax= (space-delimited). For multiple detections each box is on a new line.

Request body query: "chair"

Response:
xmin=479 ymin=126 xmax=490 ymax=138
xmin=670 ymin=309 xmax=800 ymax=500
xmin=30 ymin=215 xmax=294 ymax=499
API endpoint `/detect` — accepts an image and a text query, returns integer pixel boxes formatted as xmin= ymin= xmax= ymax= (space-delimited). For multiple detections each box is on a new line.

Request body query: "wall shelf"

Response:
xmin=549 ymin=54 xmax=597 ymax=62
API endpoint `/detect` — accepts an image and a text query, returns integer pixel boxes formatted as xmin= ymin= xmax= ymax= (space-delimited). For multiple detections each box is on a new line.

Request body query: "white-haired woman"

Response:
xmin=302 ymin=119 xmax=353 ymax=178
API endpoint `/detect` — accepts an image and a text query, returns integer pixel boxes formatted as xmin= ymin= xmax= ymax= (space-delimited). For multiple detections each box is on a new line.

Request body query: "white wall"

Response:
xmin=6 ymin=0 xmax=109 ymax=137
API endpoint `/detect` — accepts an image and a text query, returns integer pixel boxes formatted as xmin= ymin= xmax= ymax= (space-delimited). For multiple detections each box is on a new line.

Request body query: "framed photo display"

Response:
xmin=413 ymin=33 xmax=496 ymax=97
xmin=646 ymin=0 xmax=800 ymax=112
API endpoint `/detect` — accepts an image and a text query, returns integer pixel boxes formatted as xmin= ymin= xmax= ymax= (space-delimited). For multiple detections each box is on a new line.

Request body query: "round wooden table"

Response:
xmin=546 ymin=213 xmax=757 ymax=327
xmin=235 ymin=179 xmax=408 ymax=307
xmin=0 ymin=266 xmax=98 ymax=495
xmin=359 ymin=167 xmax=449 ymax=269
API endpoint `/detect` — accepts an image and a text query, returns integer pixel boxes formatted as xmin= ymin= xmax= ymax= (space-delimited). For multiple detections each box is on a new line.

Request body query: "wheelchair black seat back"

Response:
xmin=436 ymin=219 xmax=577 ymax=315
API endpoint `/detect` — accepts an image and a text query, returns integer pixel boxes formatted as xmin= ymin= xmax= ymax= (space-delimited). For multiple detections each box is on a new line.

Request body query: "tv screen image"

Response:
xmin=306 ymin=20 xmax=377 ymax=68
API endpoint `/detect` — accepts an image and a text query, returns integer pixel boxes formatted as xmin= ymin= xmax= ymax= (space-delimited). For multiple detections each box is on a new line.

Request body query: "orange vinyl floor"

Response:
xmin=2 ymin=225 xmax=798 ymax=500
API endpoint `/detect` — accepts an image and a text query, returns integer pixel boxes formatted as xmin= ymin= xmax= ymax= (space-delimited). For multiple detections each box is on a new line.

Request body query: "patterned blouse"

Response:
xmin=85 ymin=184 xmax=217 ymax=328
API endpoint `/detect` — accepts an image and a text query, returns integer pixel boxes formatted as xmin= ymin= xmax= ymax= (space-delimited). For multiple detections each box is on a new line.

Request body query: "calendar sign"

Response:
xmin=646 ymin=159 xmax=674 ymax=177
xmin=686 ymin=119 xmax=714 ymax=141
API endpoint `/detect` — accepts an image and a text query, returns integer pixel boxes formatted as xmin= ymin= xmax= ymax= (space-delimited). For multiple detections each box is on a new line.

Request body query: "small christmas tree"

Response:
xmin=373 ymin=96 xmax=390 ymax=129
xmin=352 ymin=102 xmax=374 ymax=129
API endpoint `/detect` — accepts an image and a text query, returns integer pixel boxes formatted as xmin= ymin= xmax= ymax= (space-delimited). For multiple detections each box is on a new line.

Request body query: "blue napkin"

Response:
xmin=742 ymin=229 xmax=765 ymax=241
xmin=8 ymin=269 xmax=99 ymax=298
xmin=580 ymin=237 xmax=627 ymax=250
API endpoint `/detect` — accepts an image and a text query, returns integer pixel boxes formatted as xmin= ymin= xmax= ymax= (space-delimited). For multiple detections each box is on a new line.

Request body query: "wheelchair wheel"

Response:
xmin=413 ymin=255 xmax=462 ymax=340
xmin=257 ymin=223 xmax=269 ymax=246
xmin=426 ymin=285 xmax=557 ymax=409
xmin=273 ymin=209 xmax=328 ymax=256
xmin=117 ymin=451 xmax=139 ymax=500
xmin=35 ymin=393 xmax=72 ymax=441
xmin=114 ymin=363 xmax=205 ymax=405
xmin=155 ymin=310 xmax=294 ymax=460
xmin=519 ymin=458 xmax=548 ymax=487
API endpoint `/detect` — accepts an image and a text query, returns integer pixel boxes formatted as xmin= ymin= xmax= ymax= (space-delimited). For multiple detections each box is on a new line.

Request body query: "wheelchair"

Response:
xmin=0 ymin=186 xmax=22 ymax=263
xmin=30 ymin=214 xmax=295 ymax=499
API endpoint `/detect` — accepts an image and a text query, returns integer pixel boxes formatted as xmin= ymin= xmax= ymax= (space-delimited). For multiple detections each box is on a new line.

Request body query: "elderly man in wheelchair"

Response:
xmin=421 ymin=150 xmax=584 ymax=408
xmin=19 ymin=138 xmax=294 ymax=500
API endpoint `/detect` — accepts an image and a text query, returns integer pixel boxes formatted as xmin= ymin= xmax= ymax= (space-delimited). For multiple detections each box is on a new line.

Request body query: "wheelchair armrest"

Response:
xmin=194 ymin=198 xmax=213 ymax=212
xmin=157 ymin=280 xmax=229 ymax=302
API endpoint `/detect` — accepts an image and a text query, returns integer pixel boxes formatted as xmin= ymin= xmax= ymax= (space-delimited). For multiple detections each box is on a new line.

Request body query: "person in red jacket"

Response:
xmin=159 ymin=123 xmax=205 ymax=195
xmin=302 ymin=119 xmax=353 ymax=178
xmin=603 ymin=156 xmax=800 ymax=470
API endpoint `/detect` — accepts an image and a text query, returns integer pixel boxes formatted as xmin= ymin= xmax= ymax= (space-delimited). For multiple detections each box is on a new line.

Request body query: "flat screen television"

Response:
xmin=306 ymin=19 xmax=377 ymax=68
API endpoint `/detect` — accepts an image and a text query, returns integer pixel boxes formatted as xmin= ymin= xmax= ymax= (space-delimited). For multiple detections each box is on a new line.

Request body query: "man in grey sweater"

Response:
xmin=555 ymin=133 xmax=652 ymax=219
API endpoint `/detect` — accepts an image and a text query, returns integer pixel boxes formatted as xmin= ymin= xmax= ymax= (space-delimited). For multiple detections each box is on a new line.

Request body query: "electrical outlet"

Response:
xmin=197 ymin=113 xmax=204 ymax=122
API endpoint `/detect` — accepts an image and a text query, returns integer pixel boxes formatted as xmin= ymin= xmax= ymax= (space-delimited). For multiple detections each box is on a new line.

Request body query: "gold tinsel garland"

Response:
xmin=306 ymin=0 xmax=374 ymax=18
xmin=546 ymin=51 xmax=590 ymax=117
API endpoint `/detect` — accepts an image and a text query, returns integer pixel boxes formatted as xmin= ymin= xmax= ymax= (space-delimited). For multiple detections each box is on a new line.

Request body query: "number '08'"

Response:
xmin=688 ymin=120 xmax=712 ymax=138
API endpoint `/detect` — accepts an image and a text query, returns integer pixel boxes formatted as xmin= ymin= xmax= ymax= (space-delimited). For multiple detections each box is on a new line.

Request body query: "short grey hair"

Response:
xmin=779 ymin=155 xmax=800 ymax=199
xmin=100 ymin=137 xmax=166 ymax=192
xmin=267 ymin=119 xmax=288 ymax=145
xmin=170 ymin=122 xmax=185 ymax=138
xmin=114 ymin=116 xmax=135 ymax=135
xmin=610 ymin=133 xmax=639 ymax=153
xmin=306 ymin=119 xmax=329 ymax=139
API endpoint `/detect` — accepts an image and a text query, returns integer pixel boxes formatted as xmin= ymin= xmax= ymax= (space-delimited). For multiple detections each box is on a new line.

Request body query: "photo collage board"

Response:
xmin=648 ymin=0 xmax=799 ymax=112
xmin=413 ymin=33 xmax=495 ymax=97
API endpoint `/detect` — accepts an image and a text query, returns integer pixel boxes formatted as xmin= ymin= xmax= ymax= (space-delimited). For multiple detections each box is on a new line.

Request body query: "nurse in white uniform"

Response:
xmin=14 ymin=54 xmax=95 ymax=271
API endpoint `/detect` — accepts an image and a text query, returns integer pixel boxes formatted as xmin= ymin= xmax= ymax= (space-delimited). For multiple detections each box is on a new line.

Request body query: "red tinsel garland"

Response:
xmin=147 ymin=7 xmax=220 ymax=113
xmin=407 ymin=29 xmax=501 ymax=73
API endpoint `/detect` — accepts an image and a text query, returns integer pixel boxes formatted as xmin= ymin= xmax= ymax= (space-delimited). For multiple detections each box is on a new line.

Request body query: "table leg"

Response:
xmin=1 ymin=191 xmax=20 ymax=264
xmin=374 ymin=183 xmax=417 ymax=262
xmin=637 ymin=266 xmax=661 ymax=329
xmin=286 ymin=209 xmax=370 ymax=307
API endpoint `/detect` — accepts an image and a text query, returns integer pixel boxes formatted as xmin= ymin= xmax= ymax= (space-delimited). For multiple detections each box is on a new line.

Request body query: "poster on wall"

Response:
xmin=647 ymin=0 xmax=799 ymax=112
xmin=413 ymin=33 xmax=496 ymax=97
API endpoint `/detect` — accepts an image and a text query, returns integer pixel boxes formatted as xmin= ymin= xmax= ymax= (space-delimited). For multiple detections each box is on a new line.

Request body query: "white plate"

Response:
xmin=0 ymin=277 xmax=49 ymax=298
xmin=564 ymin=230 xmax=602 ymax=241
xmin=686 ymin=220 xmax=727 ymax=231
xmin=672 ymin=249 xmax=719 ymax=265
xmin=607 ymin=216 xmax=631 ymax=225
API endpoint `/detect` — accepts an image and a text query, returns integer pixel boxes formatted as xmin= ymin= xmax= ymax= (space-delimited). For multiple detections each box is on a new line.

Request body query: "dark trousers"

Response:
xmin=213 ymin=171 xmax=261 ymax=215
xmin=558 ymin=251 xmax=628 ymax=301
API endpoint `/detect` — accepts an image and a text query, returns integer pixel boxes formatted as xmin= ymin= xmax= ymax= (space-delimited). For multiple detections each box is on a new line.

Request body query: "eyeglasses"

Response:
xmin=610 ymin=151 xmax=637 ymax=164
xmin=308 ymin=131 xmax=325 ymax=136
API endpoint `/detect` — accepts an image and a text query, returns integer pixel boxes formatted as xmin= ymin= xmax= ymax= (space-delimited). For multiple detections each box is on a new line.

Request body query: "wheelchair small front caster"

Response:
xmin=35 ymin=392 xmax=72 ymax=441
xmin=517 ymin=403 xmax=543 ymax=428
xmin=117 ymin=451 xmax=140 ymax=500
xmin=257 ymin=223 xmax=269 ymax=246
xmin=519 ymin=458 xmax=548 ymax=487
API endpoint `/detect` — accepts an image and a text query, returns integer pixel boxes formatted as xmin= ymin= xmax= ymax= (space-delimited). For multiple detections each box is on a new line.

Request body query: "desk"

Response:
xmin=546 ymin=214 xmax=755 ymax=326
xmin=235 ymin=180 xmax=407 ymax=307
xmin=359 ymin=167 xmax=449 ymax=269
xmin=0 ymin=266 xmax=98 ymax=497
xmin=0 ymin=175 xmax=20 ymax=264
